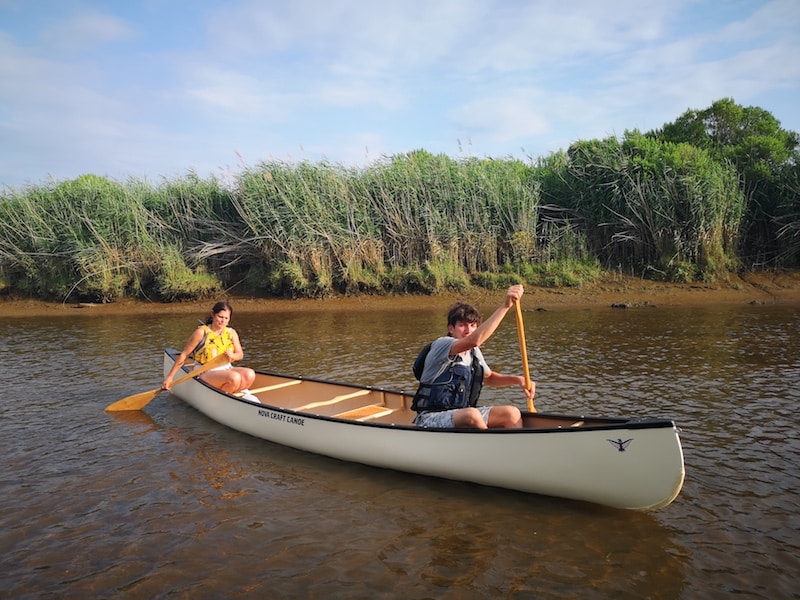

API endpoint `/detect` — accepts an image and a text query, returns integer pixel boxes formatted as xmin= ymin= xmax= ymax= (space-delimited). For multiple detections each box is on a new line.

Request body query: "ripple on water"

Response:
xmin=1 ymin=304 xmax=798 ymax=597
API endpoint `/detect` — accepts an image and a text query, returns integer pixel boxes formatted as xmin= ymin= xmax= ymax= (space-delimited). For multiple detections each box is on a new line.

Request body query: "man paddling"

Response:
xmin=411 ymin=284 xmax=535 ymax=429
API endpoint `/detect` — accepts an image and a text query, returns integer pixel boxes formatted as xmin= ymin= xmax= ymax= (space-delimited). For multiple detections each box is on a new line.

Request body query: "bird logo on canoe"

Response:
xmin=607 ymin=438 xmax=633 ymax=452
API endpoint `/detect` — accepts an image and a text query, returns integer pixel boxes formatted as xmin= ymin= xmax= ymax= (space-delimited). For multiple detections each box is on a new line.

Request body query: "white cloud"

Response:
xmin=451 ymin=90 xmax=551 ymax=142
xmin=0 ymin=0 xmax=798 ymax=188
xmin=182 ymin=66 xmax=294 ymax=118
xmin=38 ymin=11 xmax=134 ymax=51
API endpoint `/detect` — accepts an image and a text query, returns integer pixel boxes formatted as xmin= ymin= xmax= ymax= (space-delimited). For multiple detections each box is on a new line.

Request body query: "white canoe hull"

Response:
xmin=164 ymin=351 xmax=684 ymax=510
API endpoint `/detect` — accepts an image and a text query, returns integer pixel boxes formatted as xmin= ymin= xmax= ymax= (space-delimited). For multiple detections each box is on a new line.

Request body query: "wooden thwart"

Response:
xmin=333 ymin=404 xmax=397 ymax=421
xmin=249 ymin=380 xmax=303 ymax=394
xmin=295 ymin=389 xmax=372 ymax=412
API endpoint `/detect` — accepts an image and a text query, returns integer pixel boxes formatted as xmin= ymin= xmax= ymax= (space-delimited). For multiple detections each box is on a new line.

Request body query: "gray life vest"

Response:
xmin=411 ymin=347 xmax=484 ymax=412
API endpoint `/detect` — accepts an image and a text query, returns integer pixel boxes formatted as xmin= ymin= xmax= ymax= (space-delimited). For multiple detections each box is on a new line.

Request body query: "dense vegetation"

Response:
xmin=1 ymin=98 xmax=798 ymax=303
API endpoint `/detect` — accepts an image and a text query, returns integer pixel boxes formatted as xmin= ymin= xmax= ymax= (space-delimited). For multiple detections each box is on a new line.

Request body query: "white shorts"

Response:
xmin=194 ymin=362 xmax=232 ymax=372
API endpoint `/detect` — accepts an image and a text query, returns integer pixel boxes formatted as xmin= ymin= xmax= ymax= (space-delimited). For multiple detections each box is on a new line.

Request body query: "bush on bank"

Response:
xmin=1 ymin=98 xmax=797 ymax=303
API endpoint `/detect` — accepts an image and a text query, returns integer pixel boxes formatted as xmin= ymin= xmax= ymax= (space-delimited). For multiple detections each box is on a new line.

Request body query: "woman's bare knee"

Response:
xmin=230 ymin=372 xmax=243 ymax=389
xmin=215 ymin=371 xmax=242 ymax=393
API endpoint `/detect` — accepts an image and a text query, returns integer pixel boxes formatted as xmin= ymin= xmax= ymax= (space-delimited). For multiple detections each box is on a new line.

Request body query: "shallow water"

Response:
xmin=1 ymin=300 xmax=798 ymax=598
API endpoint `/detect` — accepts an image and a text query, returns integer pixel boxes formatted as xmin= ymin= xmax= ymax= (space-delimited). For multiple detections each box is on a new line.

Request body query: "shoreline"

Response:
xmin=3 ymin=270 xmax=800 ymax=317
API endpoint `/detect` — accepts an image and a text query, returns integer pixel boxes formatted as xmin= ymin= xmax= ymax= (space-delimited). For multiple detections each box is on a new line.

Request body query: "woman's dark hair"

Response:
xmin=447 ymin=302 xmax=481 ymax=328
xmin=205 ymin=301 xmax=233 ymax=325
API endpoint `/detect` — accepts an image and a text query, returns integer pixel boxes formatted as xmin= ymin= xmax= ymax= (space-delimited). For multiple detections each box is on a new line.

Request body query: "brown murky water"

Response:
xmin=1 ymin=300 xmax=798 ymax=598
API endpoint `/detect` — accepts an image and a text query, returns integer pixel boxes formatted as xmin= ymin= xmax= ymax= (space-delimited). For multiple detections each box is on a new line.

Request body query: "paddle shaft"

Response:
xmin=514 ymin=299 xmax=535 ymax=412
xmin=104 ymin=353 xmax=229 ymax=411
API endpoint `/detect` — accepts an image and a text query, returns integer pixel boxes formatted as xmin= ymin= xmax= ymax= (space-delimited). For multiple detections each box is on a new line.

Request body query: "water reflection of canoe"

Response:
xmin=163 ymin=349 xmax=684 ymax=511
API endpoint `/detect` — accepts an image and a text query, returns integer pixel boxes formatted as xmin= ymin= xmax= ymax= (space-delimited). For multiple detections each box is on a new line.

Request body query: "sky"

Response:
xmin=1 ymin=0 xmax=798 ymax=190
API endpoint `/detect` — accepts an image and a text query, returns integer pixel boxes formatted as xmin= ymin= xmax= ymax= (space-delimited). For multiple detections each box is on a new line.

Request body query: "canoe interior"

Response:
xmin=172 ymin=350 xmax=653 ymax=431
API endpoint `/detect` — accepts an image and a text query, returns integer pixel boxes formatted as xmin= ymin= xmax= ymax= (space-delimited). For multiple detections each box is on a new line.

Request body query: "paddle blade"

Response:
xmin=105 ymin=388 xmax=161 ymax=412
xmin=104 ymin=353 xmax=229 ymax=412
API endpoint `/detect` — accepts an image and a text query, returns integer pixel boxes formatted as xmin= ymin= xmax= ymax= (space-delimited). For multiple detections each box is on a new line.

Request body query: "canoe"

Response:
xmin=162 ymin=349 xmax=685 ymax=511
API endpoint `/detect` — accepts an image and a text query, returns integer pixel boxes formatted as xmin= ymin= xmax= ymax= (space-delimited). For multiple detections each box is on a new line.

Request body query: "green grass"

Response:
xmin=0 ymin=137 xmax=792 ymax=302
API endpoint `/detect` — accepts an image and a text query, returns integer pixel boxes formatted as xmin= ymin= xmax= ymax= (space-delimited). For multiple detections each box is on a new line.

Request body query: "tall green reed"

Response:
xmin=0 ymin=139 xmax=757 ymax=303
xmin=555 ymin=133 xmax=744 ymax=281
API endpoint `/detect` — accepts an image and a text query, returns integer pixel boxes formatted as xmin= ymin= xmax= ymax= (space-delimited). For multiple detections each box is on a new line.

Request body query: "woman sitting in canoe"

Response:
xmin=412 ymin=284 xmax=535 ymax=429
xmin=162 ymin=301 xmax=257 ymax=401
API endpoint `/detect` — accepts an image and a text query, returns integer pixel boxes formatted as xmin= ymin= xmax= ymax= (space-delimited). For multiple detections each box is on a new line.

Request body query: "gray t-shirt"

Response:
xmin=419 ymin=336 xmax=490 ymax=383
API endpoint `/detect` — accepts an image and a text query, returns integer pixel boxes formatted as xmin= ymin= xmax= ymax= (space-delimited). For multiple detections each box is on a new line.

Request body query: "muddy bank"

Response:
xmin=3 ymin=270 xmax=800 ymax=318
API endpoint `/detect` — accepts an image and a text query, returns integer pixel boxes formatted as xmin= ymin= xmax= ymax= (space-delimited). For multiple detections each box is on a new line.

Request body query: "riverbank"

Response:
xmin=3 ymin=269 xmax=800 ymax=317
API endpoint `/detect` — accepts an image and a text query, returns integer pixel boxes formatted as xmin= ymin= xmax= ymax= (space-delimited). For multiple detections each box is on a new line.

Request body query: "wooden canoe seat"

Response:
xmin=295 ymin=389 xmax=372 ymax=412
xmin=333 ymin=404 xmax=396 ymax=421
xmin=249 ymin=380 xmax=303 ymax=394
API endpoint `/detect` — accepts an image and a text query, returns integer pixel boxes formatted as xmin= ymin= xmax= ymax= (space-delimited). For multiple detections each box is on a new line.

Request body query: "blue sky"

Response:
xmin=1 ymin=0 xmax=798 ymax=189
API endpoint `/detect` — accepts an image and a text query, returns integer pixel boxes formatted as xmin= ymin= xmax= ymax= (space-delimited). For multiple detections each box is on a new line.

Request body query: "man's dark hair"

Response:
xmin=447 ymin=302 xmax=482 ymax=328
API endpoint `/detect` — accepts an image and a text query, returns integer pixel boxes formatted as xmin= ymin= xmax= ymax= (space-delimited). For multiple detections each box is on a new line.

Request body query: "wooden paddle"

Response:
xmin=104 ymin=353 xmax=229 ymax=412
xmin=514 ymin=299 xmax=536 ymax=412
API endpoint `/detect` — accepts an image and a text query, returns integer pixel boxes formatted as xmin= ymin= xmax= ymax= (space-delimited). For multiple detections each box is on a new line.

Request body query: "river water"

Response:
xmin=1 ymin=298 xmax=798 ymax=598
